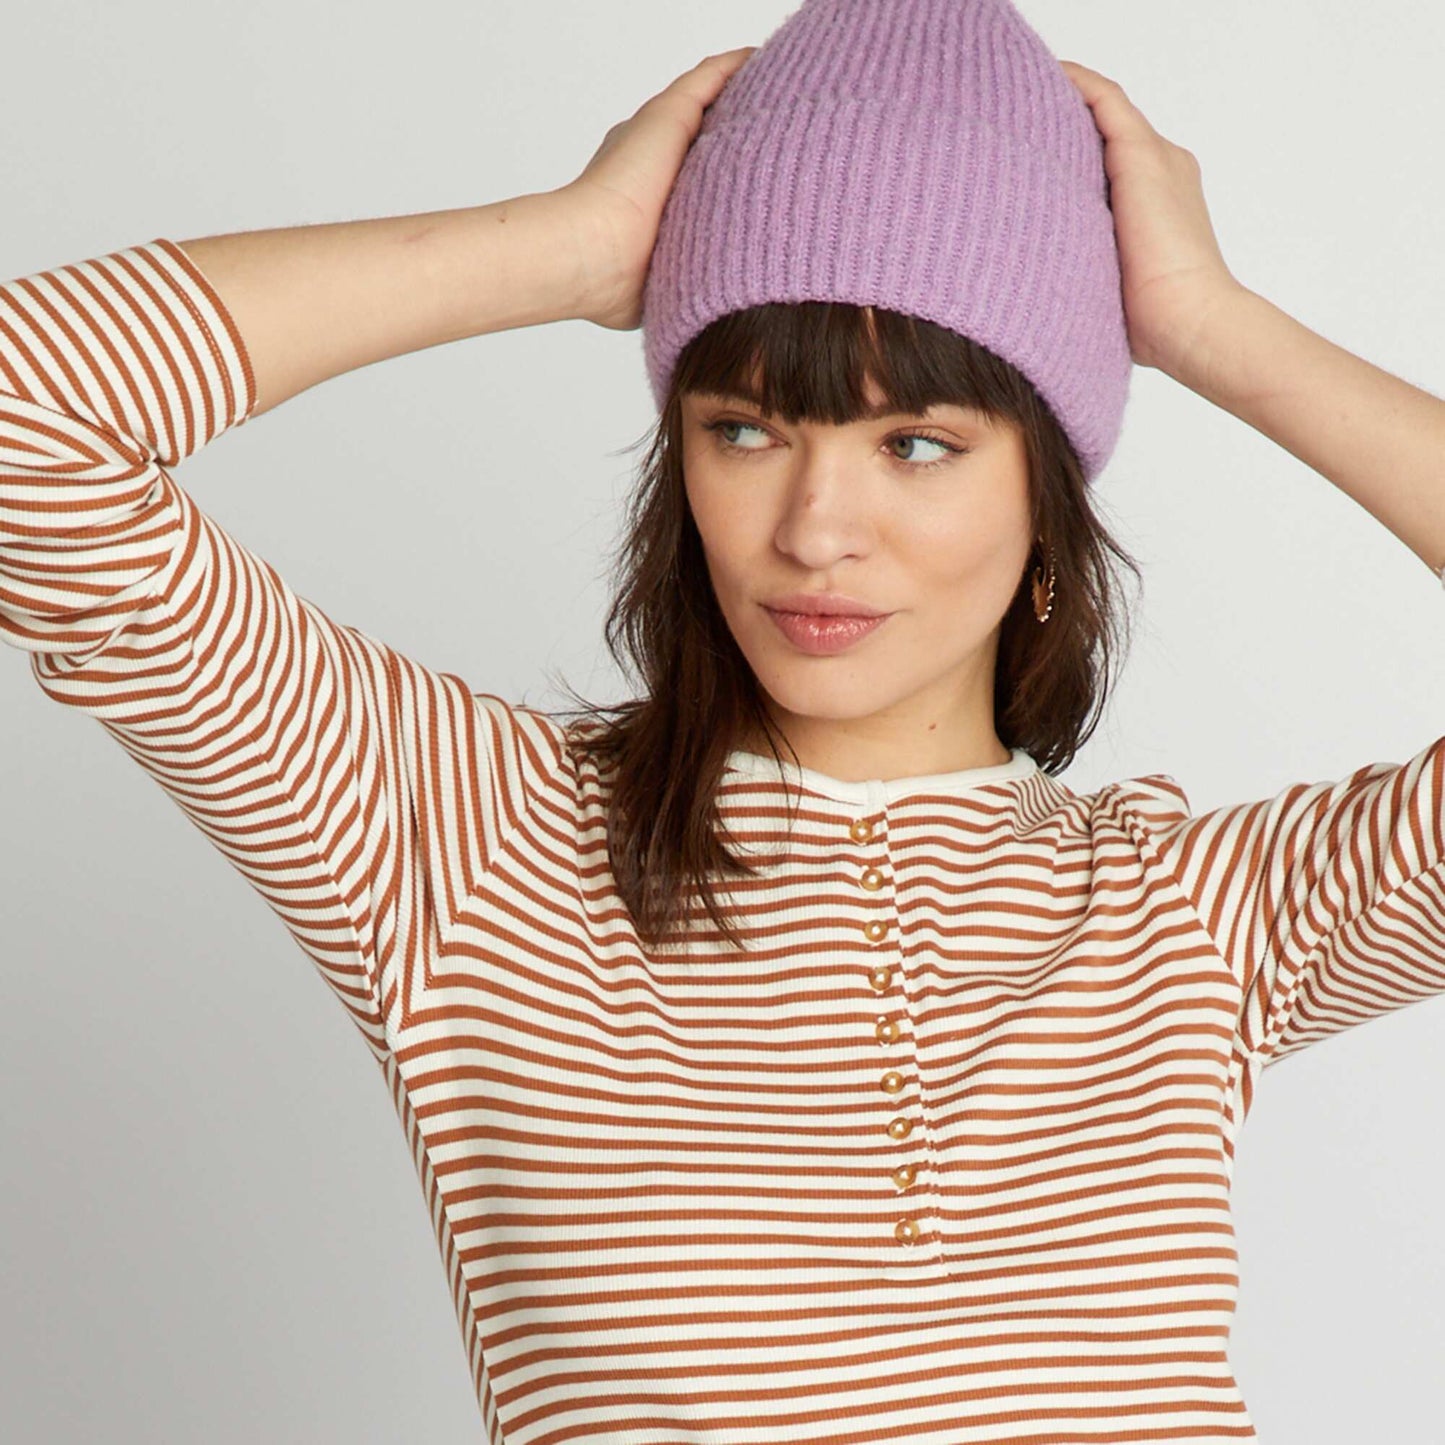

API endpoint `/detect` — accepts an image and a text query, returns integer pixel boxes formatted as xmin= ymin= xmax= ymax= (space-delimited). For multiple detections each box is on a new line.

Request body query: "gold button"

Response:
xmin=849 ymin=818 xmax=874 ymax=844
xmin=886 ymin=1116 xmax=913 ymax=1140
xmin=894 ymin=1218 xmax=920 ymax=1244
xmin=860 ymin=867 xmax=885 ymax=892
xmin=862 ymin=919 xmax=888 ymax=944
xmin=891 ymin=1164 xmax=917 ymax=1189
xmin=875 ymin=1016 xmax=900 ymax=1045
xmin=868 ymin=965 xmax=892 ymax=993
xmin=880 ymin=1070 xmax=905 ymax=1095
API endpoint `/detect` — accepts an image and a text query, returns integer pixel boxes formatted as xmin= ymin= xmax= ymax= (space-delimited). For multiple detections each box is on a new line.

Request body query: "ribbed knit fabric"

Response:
xmin=641 ymin=0 xmax=1133 ymax=483
xmin=8 ymin=239 xmax=1445 ymax=1442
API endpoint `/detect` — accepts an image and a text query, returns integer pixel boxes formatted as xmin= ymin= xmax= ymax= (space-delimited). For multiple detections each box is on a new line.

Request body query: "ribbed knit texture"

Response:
xmin=641 ymin=0 xmax=1133 ymax=483
xmin=8 ymin=240 xmax=1445 ymax=1441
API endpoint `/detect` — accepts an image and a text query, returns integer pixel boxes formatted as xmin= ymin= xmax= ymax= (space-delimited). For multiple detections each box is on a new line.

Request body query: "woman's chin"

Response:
xmin=748 ymin=673 xmax=895 ymax=723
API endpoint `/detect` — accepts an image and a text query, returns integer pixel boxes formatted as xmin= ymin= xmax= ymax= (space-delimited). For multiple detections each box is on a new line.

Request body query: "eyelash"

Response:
xmin=700 ymin=418 xmax=970 ymax=471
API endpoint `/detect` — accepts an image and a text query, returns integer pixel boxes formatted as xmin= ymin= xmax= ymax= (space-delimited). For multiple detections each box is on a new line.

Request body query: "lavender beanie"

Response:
xmin=639 ymin=0 xmax=1132 ymax=483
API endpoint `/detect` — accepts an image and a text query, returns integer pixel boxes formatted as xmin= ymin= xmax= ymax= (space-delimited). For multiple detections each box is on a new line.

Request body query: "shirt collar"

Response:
xmin=721 ymin=746 xmax=1040 ymax=807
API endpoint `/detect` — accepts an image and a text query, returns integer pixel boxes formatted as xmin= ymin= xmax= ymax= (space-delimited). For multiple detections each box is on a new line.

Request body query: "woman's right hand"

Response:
xmin=557 ymin=46 xmax=757 ymax=333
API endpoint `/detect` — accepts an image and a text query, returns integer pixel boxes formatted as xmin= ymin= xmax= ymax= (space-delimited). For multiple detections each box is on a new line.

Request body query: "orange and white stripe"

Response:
xmin=6 ymin=237 xmax=1444 ymax=1443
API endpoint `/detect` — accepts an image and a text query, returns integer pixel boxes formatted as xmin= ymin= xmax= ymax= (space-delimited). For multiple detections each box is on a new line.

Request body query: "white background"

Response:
xmin=3 ymin=0 xmax=1444 ymax=1439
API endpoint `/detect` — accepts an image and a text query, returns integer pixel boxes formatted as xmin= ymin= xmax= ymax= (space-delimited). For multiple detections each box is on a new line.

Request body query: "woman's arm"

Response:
xmin=173 ymin=45 xmax=763 ymax=419
xmin=177 ymin=188 xmax=595 ymax=420
xmin=1171 ymin=285 xmax=1445 ymax=576
xmin=0 ymin=238 xmax=565 ymax=1047
xmin=1059 ymin=60 xmax=1445 ymax=575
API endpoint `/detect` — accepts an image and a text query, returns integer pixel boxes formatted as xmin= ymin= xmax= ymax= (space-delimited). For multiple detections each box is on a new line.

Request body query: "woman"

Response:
xmin=4 ymin=0 xmax=1444 ymax=1438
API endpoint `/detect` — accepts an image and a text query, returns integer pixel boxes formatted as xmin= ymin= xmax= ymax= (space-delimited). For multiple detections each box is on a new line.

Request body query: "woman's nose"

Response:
xmin=771 ymin=467 xmax=873 ymax=567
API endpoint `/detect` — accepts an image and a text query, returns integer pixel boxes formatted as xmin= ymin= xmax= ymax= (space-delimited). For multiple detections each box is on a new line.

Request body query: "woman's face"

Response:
xmin=679 ymin=373 xmax=1034 ymax=779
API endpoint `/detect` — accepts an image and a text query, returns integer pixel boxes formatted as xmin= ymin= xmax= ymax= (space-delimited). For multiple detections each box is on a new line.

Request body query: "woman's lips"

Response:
xmin=763 ymin=607 xmax=891 ymax=655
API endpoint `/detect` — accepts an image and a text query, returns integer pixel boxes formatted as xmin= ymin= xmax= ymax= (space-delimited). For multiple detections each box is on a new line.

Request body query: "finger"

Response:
xmin=1059 ymin=59 xmax=1118 ymax=96
xmin=1058 ymin=61 xmax=1159 ymax=140
xmin=670 ymin=47 xmax=757 ymax=106
xmin=689 ymin=47 xmax=756 ymax=78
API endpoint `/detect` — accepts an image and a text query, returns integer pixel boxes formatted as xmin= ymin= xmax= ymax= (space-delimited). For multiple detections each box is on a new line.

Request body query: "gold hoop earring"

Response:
xmin=1031 ymin=543 xmax=1056 ymax=623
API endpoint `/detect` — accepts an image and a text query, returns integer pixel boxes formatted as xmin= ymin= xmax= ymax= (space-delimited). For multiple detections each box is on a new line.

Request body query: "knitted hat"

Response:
xmin=639 ymin=0 xmax=1132 ymax=484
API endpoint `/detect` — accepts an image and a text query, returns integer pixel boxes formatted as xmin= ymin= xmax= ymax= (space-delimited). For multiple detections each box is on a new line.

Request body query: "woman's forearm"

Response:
xmin=176 ymin=189 xmax=594 ymax=420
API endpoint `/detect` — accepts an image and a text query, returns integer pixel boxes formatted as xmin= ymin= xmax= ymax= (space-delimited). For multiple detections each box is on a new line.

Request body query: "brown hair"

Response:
xmin=545 ymin=300 xmax=1143 ymax=952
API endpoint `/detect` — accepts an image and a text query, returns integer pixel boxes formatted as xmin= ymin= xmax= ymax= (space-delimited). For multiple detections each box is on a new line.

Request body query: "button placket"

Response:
xmin=848 ymin=799 xmax=923 ymax=1251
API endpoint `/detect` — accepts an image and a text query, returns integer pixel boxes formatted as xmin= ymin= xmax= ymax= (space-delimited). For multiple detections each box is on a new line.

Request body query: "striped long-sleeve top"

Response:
xmin=4 ymin=238 xmax=1445 ymax=1445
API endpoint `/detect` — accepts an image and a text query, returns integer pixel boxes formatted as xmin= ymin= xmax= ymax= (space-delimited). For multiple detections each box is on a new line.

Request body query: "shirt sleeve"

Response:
xmin=1117 ymin=735 xmax=1445 ymax=1073
xmin=0 ymin=238 xmax=564 ymax=1057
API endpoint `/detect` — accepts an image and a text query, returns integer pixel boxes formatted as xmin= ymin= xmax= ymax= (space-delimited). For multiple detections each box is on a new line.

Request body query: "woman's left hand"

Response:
xmin=1059 ymin=59 xmax=1245 ymax=380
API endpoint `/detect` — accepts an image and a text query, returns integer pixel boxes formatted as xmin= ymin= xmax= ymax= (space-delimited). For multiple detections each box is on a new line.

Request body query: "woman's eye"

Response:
xmin=888 ymin=434 xmax=957 ymax=466
xmin=711 ymin=419 xmax=769 ymax=450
